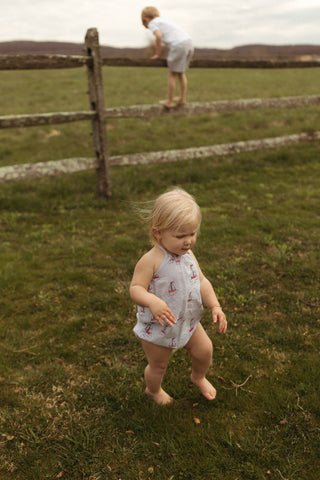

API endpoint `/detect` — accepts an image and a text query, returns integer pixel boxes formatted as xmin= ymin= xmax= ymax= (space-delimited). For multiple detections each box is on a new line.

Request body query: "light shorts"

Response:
xmin=167 ymin=39 xmax=194 ymax=73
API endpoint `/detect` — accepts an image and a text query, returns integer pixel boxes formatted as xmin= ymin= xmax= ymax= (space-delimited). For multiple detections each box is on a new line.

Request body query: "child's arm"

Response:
xmin=200 ymin=276 xmax=227 ymax=334
xmin=130 ymin=249 xmax=176 ymax=327
xmin=150 ymin=29 xmax=162 ymax=59
xmin=192 ymin=253 xmax=227 ymax=334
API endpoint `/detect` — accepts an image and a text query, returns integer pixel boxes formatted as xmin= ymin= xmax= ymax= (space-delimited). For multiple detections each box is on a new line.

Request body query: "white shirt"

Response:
xmin=148 ymin=17 xmax=191 ymax=47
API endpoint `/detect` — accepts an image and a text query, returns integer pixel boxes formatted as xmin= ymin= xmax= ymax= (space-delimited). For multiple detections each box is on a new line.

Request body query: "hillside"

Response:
xmin=1 ymin=40 xmax=320 ymax=61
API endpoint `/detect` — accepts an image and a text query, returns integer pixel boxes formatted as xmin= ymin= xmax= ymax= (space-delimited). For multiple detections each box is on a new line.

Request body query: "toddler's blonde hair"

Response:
xmin=141 ymin=6 xmax=160 ymax=22
xmin=149 ymin=188 xmax=201 ymax=244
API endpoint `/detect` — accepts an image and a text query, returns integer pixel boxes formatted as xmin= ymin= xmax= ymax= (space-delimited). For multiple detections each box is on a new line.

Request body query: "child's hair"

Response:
xmin=149 ymin=188 xmax=201 ymax=244
xmin=141 ymin=6 xmax=160 ymax=21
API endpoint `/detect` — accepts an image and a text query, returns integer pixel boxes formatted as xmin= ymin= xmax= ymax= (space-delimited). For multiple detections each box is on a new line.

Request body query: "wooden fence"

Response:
xmin=0 ymin=28 xmax=320 ymax=197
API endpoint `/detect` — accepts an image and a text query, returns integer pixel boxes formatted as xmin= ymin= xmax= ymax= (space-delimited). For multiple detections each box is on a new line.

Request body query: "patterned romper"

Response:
xmin=133 ymin=246 xmax=203 ymax=349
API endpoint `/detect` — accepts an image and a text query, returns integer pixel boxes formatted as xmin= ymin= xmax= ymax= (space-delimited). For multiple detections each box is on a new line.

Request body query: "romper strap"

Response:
xmin=156 ymin=245 xmax=168 ymax=256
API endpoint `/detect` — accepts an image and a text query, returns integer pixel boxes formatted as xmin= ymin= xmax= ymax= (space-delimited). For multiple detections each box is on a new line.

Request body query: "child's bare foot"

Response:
xmin=190 ymin=375 xmax=217 ymax=400
xmin=145 ymin=387 xmax=174 ymax=405
xmin=159 ymin=99 xmax=174 ymax=109
xmin=173 ymin=96 xmax=186 ymax=105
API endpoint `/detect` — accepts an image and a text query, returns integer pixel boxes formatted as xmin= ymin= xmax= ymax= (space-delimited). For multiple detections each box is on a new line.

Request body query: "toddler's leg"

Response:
xmin=175 ymin=72 xmax=187 ymax=105
xmin=184 ymin=323 xmax=216 ymax=400
xmin=141 ymin=339 xmax=173 ymax=405
xmin=159 ymin=71 xmax=176 ymax=108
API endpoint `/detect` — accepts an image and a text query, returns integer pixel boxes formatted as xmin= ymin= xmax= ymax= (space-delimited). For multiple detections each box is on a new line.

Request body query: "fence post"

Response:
xmin=85 ymin=28 xmax=111 ymax=197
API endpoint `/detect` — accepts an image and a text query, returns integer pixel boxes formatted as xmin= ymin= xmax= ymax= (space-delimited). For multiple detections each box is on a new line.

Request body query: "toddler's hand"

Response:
xmin=211 ymin=306 xmax=227 ymax=334
xmin=149 ymin=298 xmax=176 ymax=327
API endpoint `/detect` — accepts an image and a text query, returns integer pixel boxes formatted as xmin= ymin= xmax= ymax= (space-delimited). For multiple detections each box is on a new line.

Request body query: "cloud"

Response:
xmin=0 ymin=0 xmax=319 ymax=48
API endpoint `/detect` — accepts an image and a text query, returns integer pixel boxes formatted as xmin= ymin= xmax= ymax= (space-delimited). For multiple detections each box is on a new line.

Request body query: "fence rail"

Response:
xmin=0 ymin=111 xmax=96 ymax=129
xmin=1 ymin=54 xmax=320 ymax=71
xmin=1 ymin=131 xmax=319 ymax=184
xmin=108 ymin=132 xmax=320 ymax=167
xmin=101 ymin=95 xmax=320 ymax=119
xmin=0 ymin=54 xmax=90 ymax=70
xmin=1 ymin=95 xmax=319 ymax=129
xmin=1 ymin=28 xmax=319 ymax=197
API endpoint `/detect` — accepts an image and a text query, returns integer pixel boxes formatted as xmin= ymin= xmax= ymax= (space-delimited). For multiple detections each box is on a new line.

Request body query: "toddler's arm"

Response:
xmin=201 ymin=276 xmax=227 ymax=333
xmin=130 ymin=250 xmax=176 ymax=327
xmin=150 ymin=29 xmax=162 ymax=59
xmin=192 ymin=253 xmax=227 ymax=334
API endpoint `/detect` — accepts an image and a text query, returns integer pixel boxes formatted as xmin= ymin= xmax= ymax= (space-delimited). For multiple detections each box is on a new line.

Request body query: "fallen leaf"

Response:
xmin=46 ymin=129 xmax=61 ymax=138
xmin=193 ymin=417 xmax=201 ymax=425
xmin=56 ymin=471 xmax=66 ymax=479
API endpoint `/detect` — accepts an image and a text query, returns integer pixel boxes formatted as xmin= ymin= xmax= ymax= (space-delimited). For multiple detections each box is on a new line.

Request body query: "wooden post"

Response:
xmin=85 ymin=28 xmax=111 ymax=197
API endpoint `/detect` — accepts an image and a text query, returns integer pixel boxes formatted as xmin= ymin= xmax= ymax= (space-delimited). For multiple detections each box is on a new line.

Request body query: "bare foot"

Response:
xmin=145 ymin=387 xmax=174 ymax=405
xmin=159 ymin=99 xmax=174 ymax=109
xmin=173 ymin=96 xmax=186 ymax=105
xmin=190 ymin=375 xmax=217 ymax=400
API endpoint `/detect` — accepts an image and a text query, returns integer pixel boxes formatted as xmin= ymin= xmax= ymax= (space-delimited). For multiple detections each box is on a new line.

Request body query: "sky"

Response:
xmin=1 ymin=0 xmax=320 ymax=49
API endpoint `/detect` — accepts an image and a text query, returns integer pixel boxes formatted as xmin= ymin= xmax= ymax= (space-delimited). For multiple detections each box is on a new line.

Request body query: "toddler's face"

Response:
xmin=156 ymin=221 xmax=199 ymax=256
xmin=142 ymin=16 xmax=149 ymax=28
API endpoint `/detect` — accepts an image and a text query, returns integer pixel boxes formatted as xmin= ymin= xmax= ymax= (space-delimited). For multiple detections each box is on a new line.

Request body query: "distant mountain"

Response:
xmin=194 ymin=44 xmax=320 ymax=61
xmin=0 ymin=41 xmax=145 ymax=58
xmin=1 ymin=40 xmax=320 ymax=61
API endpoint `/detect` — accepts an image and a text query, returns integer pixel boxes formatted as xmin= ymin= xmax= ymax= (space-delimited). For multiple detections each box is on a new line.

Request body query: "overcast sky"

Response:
xmin=1 ymin=0 xmax=319 ymax=49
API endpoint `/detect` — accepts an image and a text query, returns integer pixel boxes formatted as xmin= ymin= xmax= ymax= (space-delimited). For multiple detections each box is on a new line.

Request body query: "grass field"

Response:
xmin=0 ymin=66 xmax=319 ymax=480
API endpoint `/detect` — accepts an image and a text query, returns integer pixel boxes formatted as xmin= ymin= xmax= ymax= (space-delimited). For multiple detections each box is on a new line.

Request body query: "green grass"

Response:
xmin=0 ymin=67 xmax=319 ymax=479
xmin=1 ymin=67 xmax=320 ymax=166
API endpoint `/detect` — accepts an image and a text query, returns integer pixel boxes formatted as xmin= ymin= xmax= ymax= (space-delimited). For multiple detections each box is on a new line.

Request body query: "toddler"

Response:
xmin=130 ymin=188 xmax=227 ymax=405
xmin=141 ymin=6 xmax=194 ymax=108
